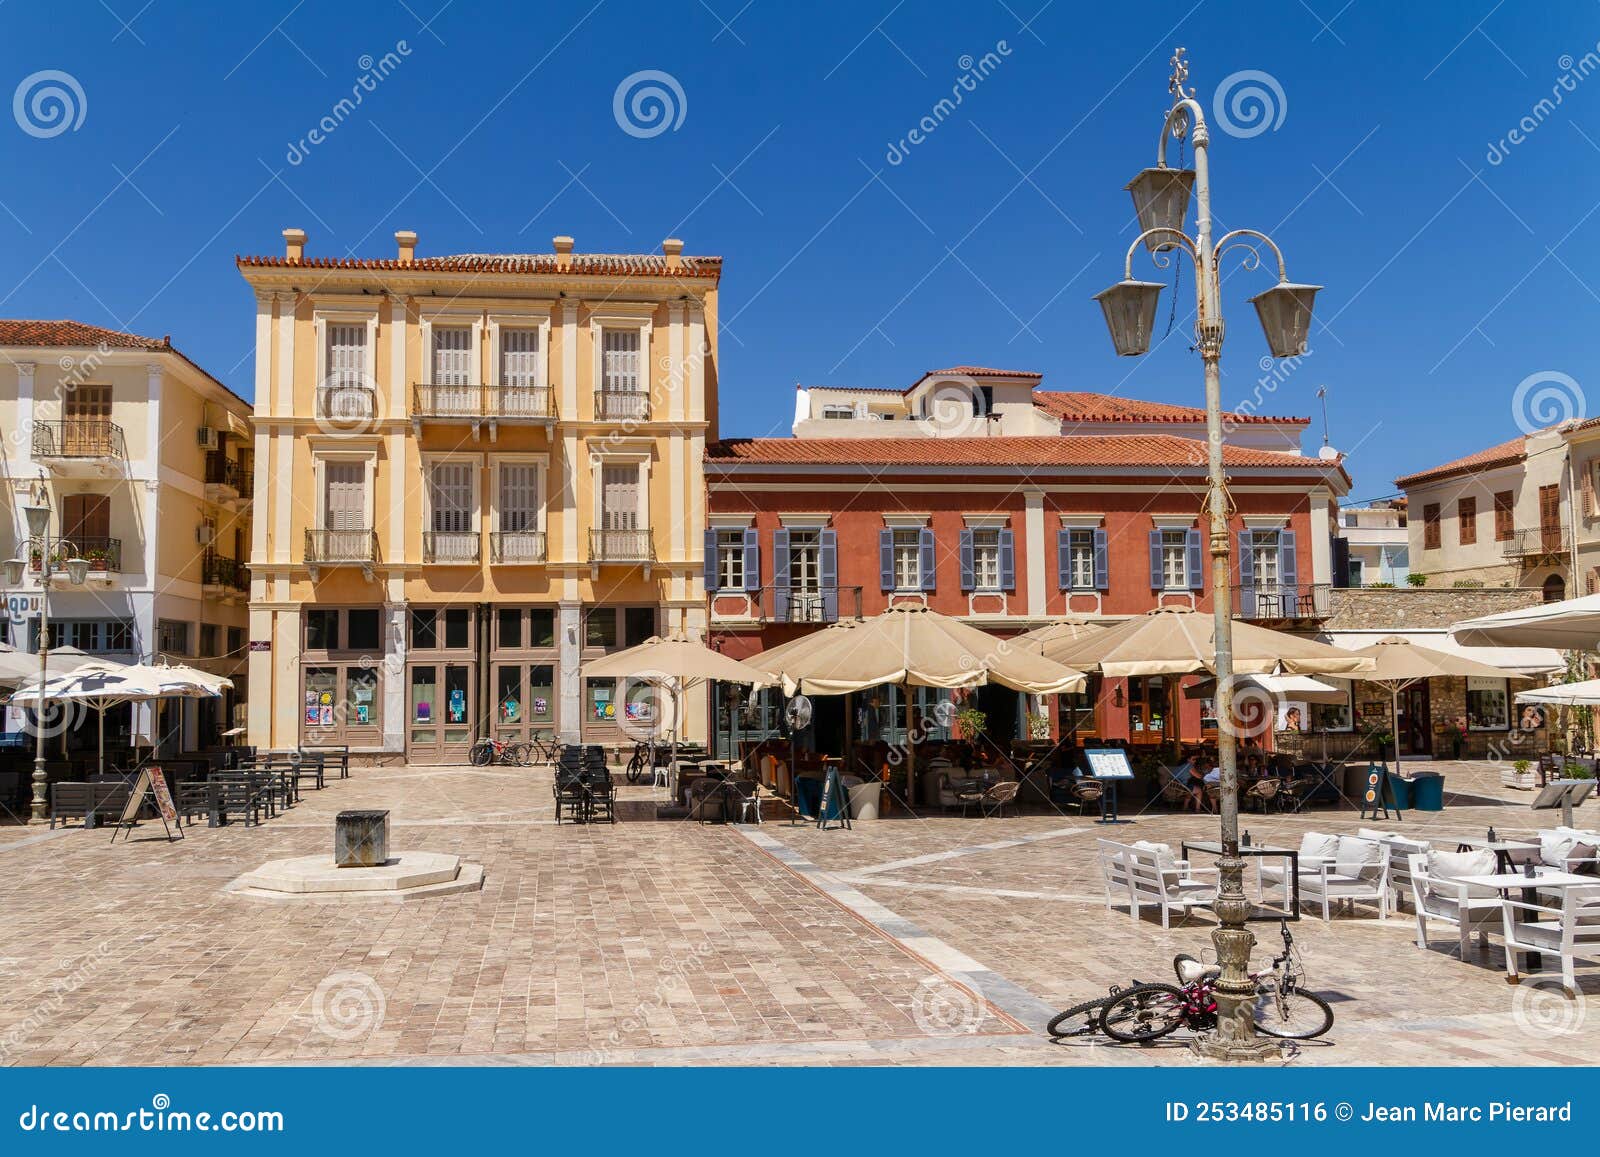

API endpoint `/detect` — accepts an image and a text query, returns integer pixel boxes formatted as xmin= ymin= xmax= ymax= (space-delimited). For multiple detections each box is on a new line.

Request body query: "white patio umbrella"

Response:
xmin=1451 ymin=594 xmax=1600 ymax=650
xmin=1515 ymin=679 xmax=1600 ymax=707
xmin=1339 ymin=636 xmax=1518 ymax=766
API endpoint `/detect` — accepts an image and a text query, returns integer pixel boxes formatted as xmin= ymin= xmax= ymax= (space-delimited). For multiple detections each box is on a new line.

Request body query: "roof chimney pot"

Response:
xmin=282 ymin=228 xmax=307 ymax=261
xmin=394 ymin=230 xmax=417 ymax=263
xmin=662 ymin=238 xmax=684 ymax=270
xmin=553 ymin=235 xmax=574 ymax=269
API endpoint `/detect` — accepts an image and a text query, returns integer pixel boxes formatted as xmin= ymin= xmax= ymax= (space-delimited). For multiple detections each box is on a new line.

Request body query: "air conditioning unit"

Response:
xmin=197 ymin=427 xmax=219 ymax=450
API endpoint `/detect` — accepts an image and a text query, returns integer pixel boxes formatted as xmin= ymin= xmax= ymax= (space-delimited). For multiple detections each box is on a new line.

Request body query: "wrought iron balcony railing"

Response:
xmin=709 ymin=584 xmax=864 ymax=625
xmin=32 ymin=420 xmax=125 ymax=459
xmin=204 ymin=452 xmax=252 ymax=495
xmin=1502 ymin=528 xmax=1571 ymax=560
xmin=31 ymin=536 xmax=122 ymax=574
xmin=493 ymin=385 xmax=554 ymax=421
xmin=491 ymin=530 xmax=548 ymax=563
xmin=1235 ymin=582 xmax=1332 ymax=621
xmin=201 ymin=552 xmax=249 ymax=590
xmin=305 ymin=528 xmax=378 ymax=565
xmin=315 ymin=384 xmax=377 ymax=425
xmin=423 ymin=531 xmax=481 ymax=563
xmin=594 ymin=390 xmax=649 ymax=421
xmin=412 ymin=383 xmax=482 ymax=419
xmin=588 ymin=527 xmax=654 ymax=564
xmin=411 ymin=383 xmax=557 ymax=422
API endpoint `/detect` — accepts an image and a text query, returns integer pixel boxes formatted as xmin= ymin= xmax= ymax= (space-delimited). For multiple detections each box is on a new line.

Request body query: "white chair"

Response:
xmin=1501 ymin=883 xmax=1600 ymax=996
xmin=1409 ymin=849 xmax=1501 ymax=957
xmin=1301 ymin=835 xmax=1390 ymax=921
xmin=1258 ymin=831 xmax=1340 ymax=910
xmin=1097 ymin=839 xmax=1217 ymax=928
xmin=1358 ymin=830 xmax=1430 ymax=913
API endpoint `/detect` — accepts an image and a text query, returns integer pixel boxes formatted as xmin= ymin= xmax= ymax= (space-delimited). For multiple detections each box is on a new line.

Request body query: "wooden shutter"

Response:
xmin=63 ymin=494 xmax=110 ymax=541
xmin=601 ymin=465 xmax=638 ymax=530
xmin=430 ymin=462 xmax=473 ymax=533
xmin=819 ymin=529 xmax=838 ymax=620
xmin=1056 ymin=529 xmax=1071 ymax=591
xmin=878 ymin=529 xmax=894 ymax=591
xmin=772 ymin=529 xmax=791 ymax=622
xmin=1540 ymin=484 xmax=1561 ymax=550
xmin=1278 ymin=530 xmax=1298 ymax=590
xmin=323 ymin=462 xmax=365 ymax=529
xmin=998 ymin=529 xmax=1016 ymax=591
xmin=704 ymin=528 xmax=721 ymax=592
xmin=498 ymin=464 xmax=538 ymax=532
xmin=602 ymin=329 xmax=640 ymax=393
xmin=432 ymin=327 xmax=471 ymax=385
xmin=500 ymin=328 xmax=539 ymax=388
xmin=742 ymin=528 xmax=761 ymax=593
xmin=1092 ymin=528 xmax=1108 ymax=591
xmin=1238 ymin=530 xmax=1256 ymax=616
xmin=1148 ymin=531 xmax=1164 ymax=589
xmin=919 ymin=527 xmax=936 ymax=592
xmin=1186 ymin=529 xmax=1204 ymax=591
xmin=959 ymin=529 xmax=975 ymax=591
xmin=327 ymin=325 xmax=366 ymax=388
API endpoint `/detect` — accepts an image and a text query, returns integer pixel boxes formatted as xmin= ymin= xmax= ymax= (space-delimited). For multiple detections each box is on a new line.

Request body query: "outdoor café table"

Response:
xmin=1447 ymin=869 xmax=1596 ymax=972
xmin=1452 ymin=837 xmax=1541 ymax=873
xmin=1181 ymin=839 xmax=1302 ymax=918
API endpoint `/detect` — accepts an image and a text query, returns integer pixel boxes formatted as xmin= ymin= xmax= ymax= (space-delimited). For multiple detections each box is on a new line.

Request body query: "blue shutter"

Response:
xmin=1092 ymin=528 xmax=1108 ymax=591
xmin=998 ymin=529 xmax=1016 ymax=591
xmin=1238 ymin=530 xmax=1255 ymax=617
xmin=1279 ymin=529 xmax=1298 ymax=590
xmin=959 ymin=529 xmax=975 ymax=591
xmin=879 ymin=528 xmax=894 ymax=591
xmin=820 ymin=529 xmax=839 ymax=621
xmin=704 ymin=528 xmax=720 ymax=593
xmin=1056 ymin=529 xmax=1071 ymax=590
xmin=1186 ymin=528 xmax=1204 ymax=591
xmin=742 ymin=527 xmax=760 ymax=593
xmin=772 ymin=529 xmax=791 ymax=623
xmin=919 ymin=527 xmax=936 ymax=592
xmin=1148 ymin=530 xmax=1163 ymax=589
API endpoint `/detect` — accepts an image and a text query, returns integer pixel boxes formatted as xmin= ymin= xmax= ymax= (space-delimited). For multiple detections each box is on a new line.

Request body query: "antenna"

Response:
xmin=1315 ymin=385 xmax=1330 ymax=447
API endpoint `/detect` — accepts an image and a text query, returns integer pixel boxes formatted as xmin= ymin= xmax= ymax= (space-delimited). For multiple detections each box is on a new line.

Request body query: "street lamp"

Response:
xmin=1094 ymin=48 xmax=1322 ymax=1061
xmin=7 ymin=491 xmax=90 ymax=823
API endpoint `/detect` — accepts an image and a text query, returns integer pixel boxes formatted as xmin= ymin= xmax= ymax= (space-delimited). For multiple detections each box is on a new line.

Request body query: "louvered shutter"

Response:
xmin=1186 ymin=529 xmax=1204 ymax=591
xmin=1057 ymin=529 xmax=1071 ymax=590
xmin=324 ymin=462 xmax=365 ymax=530
xmin=1238 ymin=531 xmax=1256 ymax=616
xmin=1278 ymin=529 xmax=1298 ymax=591
xmin=328 ymin=325 xmax=365 ymax=389
xmin=742 ymin=527 xmax=761 ymax=592
xmin=500 ymin=328 xmax=539 ymax=388
xmin=704 ymin=528 xmax=720 ymax=592
xmin=959 ymin=529 xmax=975 ymax=592
xmin=1092 ymin=528 xmax=1108 ymax=590
xmin=998 ymin=529 xmax=1015 ymax=591
xmin=819 ymin=529 xmax=839 ymax=621
xmin=498 ymin=464 xmax=538 ymax=533
xmin=919 ymin=527 xmax=936 ymax=592
xmin=1148 ymin=531 xmax=1163 ymax=589
xmin=430 ymin=463 xmax=473 ymax=533
xmin=878 ymin=529 xmax=894 ymax=591
xmin=432 ymin=327 xmax=471 ymax=386
xmin=772 ymin=529 xmax=791 ymax=622
xmin=602 ymin=329 xmax=640 ymax=393
xmin=601 ymin=465 xmax=637 ymax=530
xmin=64 ymin=494 xmax=110 ymax=541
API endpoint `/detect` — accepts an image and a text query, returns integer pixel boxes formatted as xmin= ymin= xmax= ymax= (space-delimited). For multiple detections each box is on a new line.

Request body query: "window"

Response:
xmin=585 ymin=611 xmax=618 ymax=649
xmin=500 ymin=329 xmax=540 ymax=388
xmin=1422 ymin=503 xmax=1441 ymax=550
xmin=624 ymin=607 xmax=655 ymax=646
xmin=529 ymin=609 xmax=554 ymax=647
xmin=1310 ymin=678 xmax=1354 ymax=732
xmin=971 ymin=529 xmax=1001 ymax=591
xmin=1347 ymin=559 xmax=1365 ymax=587
xmin=892 ymin=528 xmax=921 ymax=590
xmin=323 ymin=461 xmax=367 ymax=531
xmin=444 ymin=608 xmax=470 ymax=649
xmin=46 ymin=619 xmax=134 ymax=652
xmin=1458 ymin=496 xmax=1477 ymax=545
xmin=411 ymin=608 xmax=438 ymax=649
xmin=498 ymin=463 xmax=540 ymax=532
xmin=431 ymin=326 xmax=472 ymax=385
xmin=498 ymin=608 xmax=522 ymax=649
xmin=1466 ymin=676 xmax=1510 ymax=731
xmin=601 ymin=464 xmax=639 ymax=530
xmin=600 ymin=328 xmax=641 ymax=393
xmin=305 ymin=609 xmax=338 ymax=649
xmin=1066 ymin=530 xmax=1096 ymax=590
xmin=1494 ymin=491 xmax=1514 ymax=541
xmin=64 ymin=382 xmax=111 ymax=421
xmin=788 ymin=529 xmax=821 ymax=592
xmin=1160 ymin=529 xmax=1189 ymax=590
xmin=716 ymin=529 xmax=746 ymax=589
xmin=326 ymin=324 xmax=366 ymax=388
xmin=345 ymin=609 xmax=380 ymax=652
xmin=62 ymin=493 xmax=110 ymax=542
xmin=199 ymin=624 xmax=219 ymax=658
xmin=1342 ymin=511 xmax=1358 ymax=528
xmin=1058 ymin=675 xmax=1101 ymax=737
xmin=158 ymin=619 xmax=190 ymax=656
xmin=821 ymin=404 xmax=853 ymax=419
xmin=227 ymin=626 xmax=244 ymax=657
xmin=1249 ymin=530 xmax=1281 ymax=587
xmin=429 ymin=462 xmax=474 ymax=534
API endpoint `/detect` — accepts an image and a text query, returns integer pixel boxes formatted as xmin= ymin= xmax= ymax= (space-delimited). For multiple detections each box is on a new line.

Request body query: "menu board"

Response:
xmin=1085 ymin=748 xmax=1134 ymax=779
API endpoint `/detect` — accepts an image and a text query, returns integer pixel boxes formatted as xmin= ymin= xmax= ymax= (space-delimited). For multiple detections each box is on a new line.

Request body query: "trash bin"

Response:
xmin=1384 ymin=770 xmax=1413 ymax=811
xmin=848 ymin=780 xmax=882 ymax=821
xmin=1409 ymin=771 xmax=1445 ymax=811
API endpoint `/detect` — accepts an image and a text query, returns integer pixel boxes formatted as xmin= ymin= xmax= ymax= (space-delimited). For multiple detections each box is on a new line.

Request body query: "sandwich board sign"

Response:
xmin=1084 ymin=748 xmax=1134 ymax=824
xmin=109 ymin=767 xmax=182 ymax=844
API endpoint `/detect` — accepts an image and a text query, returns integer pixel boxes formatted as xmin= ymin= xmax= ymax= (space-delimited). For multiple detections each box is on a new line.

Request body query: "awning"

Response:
xmin=204 ymin=404 xmax=252 ymax=440
xmin=1320 ymin=630 xmax=1562 ymax=678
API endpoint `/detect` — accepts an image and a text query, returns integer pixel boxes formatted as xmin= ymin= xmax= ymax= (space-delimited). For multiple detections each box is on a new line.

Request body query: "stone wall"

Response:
xmin=1322 ymin=587 xmax=1542 ymax=631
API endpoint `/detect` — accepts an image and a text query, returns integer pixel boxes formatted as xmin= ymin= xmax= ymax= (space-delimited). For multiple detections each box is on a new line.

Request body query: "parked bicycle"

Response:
xmin=468 ymin=736 xmax=531 ymax=767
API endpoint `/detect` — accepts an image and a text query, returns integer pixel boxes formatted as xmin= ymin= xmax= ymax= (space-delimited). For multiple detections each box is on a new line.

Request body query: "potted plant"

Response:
xmin=1371 ymin=727 xmax=1395 ymax=761
xmin=1024 ymin=711 xmax=1051 ymax=741
xmin=1508 ymin=758 xmax=1535 ymax=790
xmin=1406 ymin=573 xmax=1427 ymax=587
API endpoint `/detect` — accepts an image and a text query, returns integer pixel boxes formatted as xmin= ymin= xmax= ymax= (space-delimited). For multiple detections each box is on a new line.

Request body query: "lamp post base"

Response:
xmin=1191 ymin=1033 xmax=1287 ymax=1062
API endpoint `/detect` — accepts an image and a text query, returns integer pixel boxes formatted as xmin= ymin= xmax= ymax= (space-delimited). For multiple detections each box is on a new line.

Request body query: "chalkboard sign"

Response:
xmin=816 ymin=766 xmax=852 ymax=831
xmin=1085 ymin=748 xmax=1135 ymax=779
xmin=1358 ymin=764 xmax=1400 ymax=822
xmin=109 ymin=767 xmax=183 ymax=844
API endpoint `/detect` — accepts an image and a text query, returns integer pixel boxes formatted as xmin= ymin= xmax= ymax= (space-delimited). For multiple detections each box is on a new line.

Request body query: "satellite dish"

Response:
xmin=1317 ymin=445 xmax=1340 ymax=461
xmin=784 ymin=695 xmax=813 ymax=731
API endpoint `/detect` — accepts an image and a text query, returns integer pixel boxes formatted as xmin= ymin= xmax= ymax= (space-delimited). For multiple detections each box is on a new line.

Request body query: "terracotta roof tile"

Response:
xmin=1395 ymin=434 xmax=1528 ymax=488
xmin=926 ymin=366 xmax=1043 ymax=379
xmin=0 ymin=319 xmax=172 ymax=350
xmin=1034 ymin=390 xmax=1308 ymax=426
xmin=705 ymin=434 xmax=1339 ymax=472
xmin=235 ymin=252 xmax=721 ymax=278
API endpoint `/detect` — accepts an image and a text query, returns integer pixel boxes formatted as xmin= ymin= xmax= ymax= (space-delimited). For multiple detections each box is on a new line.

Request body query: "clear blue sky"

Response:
xmin=2 ymin=0 xmax=1597 ymax=499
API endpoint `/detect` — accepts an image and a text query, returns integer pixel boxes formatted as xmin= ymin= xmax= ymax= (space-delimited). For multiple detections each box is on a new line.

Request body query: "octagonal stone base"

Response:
xmin=225 ymin=852 xmax=485 ymax=903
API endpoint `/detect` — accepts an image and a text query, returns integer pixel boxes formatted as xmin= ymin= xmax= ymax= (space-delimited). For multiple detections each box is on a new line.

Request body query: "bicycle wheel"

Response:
xmin=625 ymin=749 xmax=646 ymax=784
xmin=1253 ymin=986 xmax=1333 ymax=1039
xmin=468 ymin=741 xmax=493 ymax=767
xmin=508 ymin=742 xmax=532 ymax=767
xmin=1099 ymin=984 xmax=1188 ymax=1044
xmin=1047 ymin=997 xmax=1108 ymax=1038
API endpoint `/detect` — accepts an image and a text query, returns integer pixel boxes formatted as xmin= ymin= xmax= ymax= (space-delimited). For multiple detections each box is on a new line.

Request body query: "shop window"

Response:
xmin=587 ymin=678 xmax=616 ymax=722
xmin=624 ymin=606 xmax=655 ymax=646
xmin=528 ymin=609 xmax=555 ymax=648
xmin=1467 ymin=677 xmax=1509 ymax=731
xmin=410 ymin=666 xmax=437 ymax=745
xmin=346 ymin=609 xmax=380 ymax=652
xmin=528 ymin=665 xmax=554 ymax=727
xmin=306 ymin=667 xmax=338 ymax=728
xmin=1310 ymin=679 xmax=1354 ymax=732
xmin=585 ymin=611 xmax=617 ymax=649
xmin=306 ymin=609 xmax=338 ymax=650
xmin=347 ymin=667 xmax=378 ymax=726
xmin=498 ymin=608 xmax=522 ymax=649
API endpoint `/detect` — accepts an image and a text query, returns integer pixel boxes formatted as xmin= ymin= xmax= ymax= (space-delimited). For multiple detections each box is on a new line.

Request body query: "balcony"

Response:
xmin=201 ymin=552 xmax=249 ymax=600
xmin=1503 ymin=528 xmax=1571 ymax=562
xmin=204 ymin=452 xmax=252 ymax=505
xmin=594 ymin=390 xmax=649 ymax=422
xmin=1235 ymin=583 xmax=1332 ymax=622
xmin=412 ymin=384 xmax=556 ymax=438
xmin=491 ymin=530 xmax=547 ymax=564
xmin=315 ymin=383 xmax=377 ymax=428
xmin=710 ymin=584 xmax=864 ymax=625
xmin=31 ymin=536 xmax=122 ymax=577
xmin=304 ymin=528 xmax=379 ymax=581
xmin=589 ymin=527 xmax=655 ymax=567
xmin=423 ymin=531 xmax=481 ymax=564
xmin=32 ymin=420 xmax=126 ymax=475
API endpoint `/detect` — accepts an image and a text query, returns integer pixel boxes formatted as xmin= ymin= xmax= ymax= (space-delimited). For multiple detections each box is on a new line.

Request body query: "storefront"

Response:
xmin=579 ymin=605 xmax=658 ymax=745
xmin=489 ymin=606 xmax=559 ymax=745
xmin=404 ymin=606 xmax=479 ymax=761
xmin=299 ymin=606 xmax=385 ymax=747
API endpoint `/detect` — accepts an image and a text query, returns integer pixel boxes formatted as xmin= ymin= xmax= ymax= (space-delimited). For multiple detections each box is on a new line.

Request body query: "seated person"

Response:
xmin=1171 ymin=755 xmax=1206 ymax=813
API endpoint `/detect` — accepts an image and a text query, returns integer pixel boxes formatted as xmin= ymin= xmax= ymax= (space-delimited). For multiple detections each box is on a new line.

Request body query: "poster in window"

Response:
xmin=319 ymin=691 xmax=334 ymax=707
xmin=318 ymin=705 xmax=333 ymax=726
xmin=356 ymin=704 xmax=370 ymax=724
xmin=591 ymin=685 xmax=614 ymax=721
xmin=501 ymin=696 xmax=520 ymax=723
xmin=1276 ymin=702 xmax=1307 ymax=733
xmin=305 ymin=691 xmax=317 ymax=707
xmin=533 ymin=696 xmax=548 ymax=716
xmin=1466 ymin=676 xmax=1509 ymax=731
xmin=448 ymin=688 xmax=466 ymax=723
xmin=415 ymin=701 xmax=430 ymax=723
xmin=306 ymin=706 xmax=320 ymax=726
xmin=1519 ymin=702 xmax=1546 ymax=732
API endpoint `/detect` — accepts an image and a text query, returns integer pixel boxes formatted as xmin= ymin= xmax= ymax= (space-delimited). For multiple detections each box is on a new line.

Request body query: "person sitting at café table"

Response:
xmin=1171 ymin=754 xmax=1205 ymax=813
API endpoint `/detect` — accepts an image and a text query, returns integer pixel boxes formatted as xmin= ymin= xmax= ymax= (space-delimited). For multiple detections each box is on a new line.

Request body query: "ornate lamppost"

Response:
xmin=1093 ymin=48 xmax=1321 ymax=1060
xmin=5 ymin=487 xmax=90 ymax=824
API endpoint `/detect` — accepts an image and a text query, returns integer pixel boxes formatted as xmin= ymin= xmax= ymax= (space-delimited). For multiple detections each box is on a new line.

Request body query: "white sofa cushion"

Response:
xmin=1541 ymin=831 xmax=1581 ymax=870
xmin=1298 ymin=831 xmax=1340 ymax=862
xmin=1131 ymin=840 xmax=1176 ymax=869
xmin=1426 ymin=849 xmax=1498 ymax=898
xmin=1334 ymin=835 xmax=1384 ymax=878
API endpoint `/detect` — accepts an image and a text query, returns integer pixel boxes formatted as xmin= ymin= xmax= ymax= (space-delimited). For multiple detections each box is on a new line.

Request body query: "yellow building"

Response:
xmin=237 ymin=230 xmax=718 ymax=760
xmin=0 ymin=320 xmax=253 ymax=750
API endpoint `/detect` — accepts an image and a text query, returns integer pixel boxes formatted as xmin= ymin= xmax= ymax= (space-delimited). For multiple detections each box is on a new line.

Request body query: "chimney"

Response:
xmin=552 ymin=235 xmax=574 ymax=269
xmin=282 ymin=228 xmax=307 ymax=261
xmin=662 ymin=238 xmax=684 ymax=270
xmin=395 ymin=230 xmax=418 ymax=263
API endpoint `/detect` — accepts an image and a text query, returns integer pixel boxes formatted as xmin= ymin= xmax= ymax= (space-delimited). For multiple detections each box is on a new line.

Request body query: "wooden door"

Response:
xmin=63 ymin=383 xmax=111 ymax=454
xmin=1540 ymin=484 xmax=1562 ymax=551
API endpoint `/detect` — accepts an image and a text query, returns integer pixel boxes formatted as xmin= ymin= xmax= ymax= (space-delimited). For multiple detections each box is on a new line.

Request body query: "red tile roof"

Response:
xmin=926 ymin=366 xmax=1043 ymax=379
xmin=0 ymin=319 xmax=172 ymax=350
xmin=1394 ymin=434 xmax=1528 ymax=488
xmin=705 ymin=434 xmax=1340 ymax=472
xmin=1035 ymin=390 xmax=1309 ymax=426
xmin=236 ymin=252 xmax=721 ymax=278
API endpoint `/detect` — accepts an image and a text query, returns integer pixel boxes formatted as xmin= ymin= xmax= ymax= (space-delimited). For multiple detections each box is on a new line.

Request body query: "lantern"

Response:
xmin=3 ymin=559 xmax=23 ymax=586
xmin=65 ymin=557 xmax=90 ymax=585
xmin=1094 ymin=279 xmax=1165 ymax=357
xmin=1248 ymin=282 xmax=1322 ymax=358
xmin=1126 ymin=167 xmax=1194 ymax=251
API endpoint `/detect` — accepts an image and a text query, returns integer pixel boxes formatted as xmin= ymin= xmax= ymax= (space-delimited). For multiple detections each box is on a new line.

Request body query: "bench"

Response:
xmin=1097 ymin=838 xmax=1218 ymax=928
xmin=49 ymin=782 xmax=131 ymax=829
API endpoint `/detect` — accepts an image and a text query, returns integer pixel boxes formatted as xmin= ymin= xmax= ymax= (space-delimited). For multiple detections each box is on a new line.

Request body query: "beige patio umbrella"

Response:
xmin=1015 ymin=617 xmax=1109 ymax=653
xmin=1340 ymin=636 xmax=1518 ymax=765
xmin=751 ymin=606 xmax=1085 ymax=805
xmin=1451 ymin=593 xmax=1600 ymax=650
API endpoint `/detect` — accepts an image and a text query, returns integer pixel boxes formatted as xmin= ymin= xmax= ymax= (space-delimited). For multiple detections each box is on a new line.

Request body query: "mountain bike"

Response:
xmin=468 ymin=736 xmax=530 ymax=766
xmin=1096 ymin=921 xmax=1333 ymax=1043
xmin=1046 ymin=980 xmax=1146 ymax=1038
